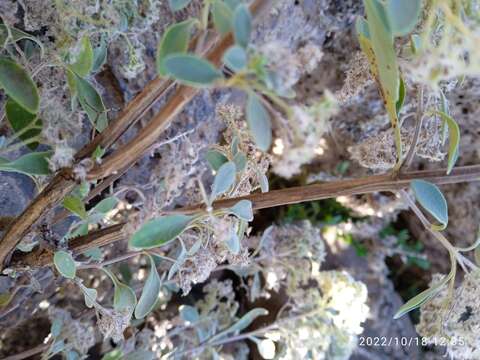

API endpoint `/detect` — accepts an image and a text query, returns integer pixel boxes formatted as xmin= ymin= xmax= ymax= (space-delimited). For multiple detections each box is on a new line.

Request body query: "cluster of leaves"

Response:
xmin=157 ymin=0 xmax=294 ymax=152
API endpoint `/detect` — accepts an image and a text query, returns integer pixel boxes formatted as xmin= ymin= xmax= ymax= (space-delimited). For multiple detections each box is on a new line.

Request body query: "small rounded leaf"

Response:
xmin=211 ymin=161 xmax=237 ymax=200
xmin=53 ymin=251 xmax=77 ymax=279
xmin=229 ymin=200 xmax=253 ymax=221
xmin=223 ymin=45 xmax=247 ymax=72
xmin=129 ymin=215 xmax=194 ymax=249
xmin=83 ymin=287 xmax=98 ymax=308
xmin=69 ymin=36 xmax=94 ymax=77
xmin=156 ymin=19 xmax=196 ymax=76
xmin=411 ymin=180 xmax=448 ymax=228
xmin=0 ymin=57 xmax=39 ymax=113
xmin=246 ymin=93 xmax=272 ymax=151
xmin=163 ymin=54 xmax=223 ymax=87
xmin=233 ymin=4 xmax=252 ymax=48
xmin=206 ymin=149 xmax=228 ymax=171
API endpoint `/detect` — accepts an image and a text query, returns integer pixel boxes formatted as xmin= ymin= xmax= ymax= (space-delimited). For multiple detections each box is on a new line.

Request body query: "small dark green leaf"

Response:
xmin=69 ymin=36 xmax=94 ymax=77
xmin=396 ymin=76 xmax=405 ymax=115
xmin=163 ymin=54 xmax=223 ymax=87
xmin=53 ymin=251 xmax=77 ymax=279
xmin=435 ymin=111 xmax=460 ymax=175
xmin=212 ymin=0 xmax=234 ymax=35
xmin=168 ymin=0 xmax=192 ymax=11
xmin=233 ymin=4 xmax=251 ymax=48
xmin=229 ymin=200 xmax=253 ymax=221
xmin=156 ymin=19 xmax=197 ymax=76
xmin=0 ymin=151 xmax=51 ymax=176
xmin=63 ymin=195 xmax=87 ymax=219
xmin=5 ymin=98 xmax=42 ymax=150
xmin=129 ymin=215 xmax=194 ymax=249
xmin=246 ymin=93 xmax=272 ymax=151
xmin=0 ymin=57 xmax=39 ymax=113
xmin=211 ymin=161 xmax=236 ymax=200
xmin=385 ymin=0 xmax=422 ymax=36
xmin=411 ymin=180 xmax=448 ymax=228
xmin=75 ymin=74 xmax=108 ymax=132
xmin=223 ymin=45 xmax=247 ymax=72
xmin=135 ymin=255 xmax=161 ymax=319
xmin=206 ymin=149 xmax=228 ymax=171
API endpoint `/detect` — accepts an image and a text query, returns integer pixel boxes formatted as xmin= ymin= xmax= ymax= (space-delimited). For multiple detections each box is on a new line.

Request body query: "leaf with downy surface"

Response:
xmin=107 ymin=270 xmax=137 ymax=315
xmin=223 ymin=45 xmax=247 ymax=72
xmin=135 ymin=255 xmax=161 ymax=319
xmin=233 ymin=4 xmax=251 ymax=48
xmin=83 ymin=287 xmax=97 ymax=308
xmin=5 ymin=98 xmax=42 ymax=150
xmin=93 ymin=196 xmax=118 ymax=214
xmin=156 ymin=19 xmax=197 ymax=76
xmin=129 ymin=215 xmax=194 ymax=249
xmin=225 ymin=227 xmax=240 ymax=254
xmin=209 ymin=308 xmax=268 ymax=342
xmin=385 ymin=0 xmax=422 ymax=36
xmin=163 ymin=54 xmax=223 ymax=87
xmin=246 ymin=93 xmax=272 ymax=151
xmin=229 ymin=200 xmax=253 ymax=221
xmin=0 ymin=56 xmax=39 ymax=113
xmin=0 ymin=24 xmax=45 ymax=58
xmin=53 ymin=251 xmax=77 ymax=279
xmin=212 ymin=0 xmax=234 ymax=34
xmin=411 ymin=180 xmax=448 ymax=229
xmin=211 ymin=161 xmax=236 ymax=201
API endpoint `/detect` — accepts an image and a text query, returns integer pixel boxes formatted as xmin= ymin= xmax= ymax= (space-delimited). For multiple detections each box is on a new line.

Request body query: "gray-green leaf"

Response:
xmin=210 ymin=308 xmax=268 ymax=342
xmin=246 ymin=93 xmax=272 ymax=151
xmin=156 ymin=19 xmax=197 ymax=76
xmin=411 ymin=180 xmax=448 ymax=228
xmin=225 ymin=228 xmax=240 ymax=254
xmin=211 ymin=161 xmax=236 ymax=200
xmin=135 ymin=255 xmax=161 ymax=319
xmin=163 ymin=54 xmax=223 ymax=87
xmin=233 ymin=4 xmax=251 ymax=48
xmin=168 ymin=0 xmax=192 ymax=11
xmin=93 ymin=196 xmax=118 ymax=214
xmin=229 ymin=200 xmax=253 ymax=221
xmin=385 ymin=0 xmax=422 ymax=36
xmin=129 ymin=215 xmax=194 ymax=249
xmin=53 ymin=251 xmax=77 ymax=279
xmin=212 ymin=0 xmax=234 ymax=34
xmin=223 ymin=45 xmax=247 ymax=72
xmin=0 ymin=57 xmax=39 ymax=113
xmin=83 ymin=287 xmax=98 ymax=308
xmin=179 ymin=305 xmax=199 ymax=323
